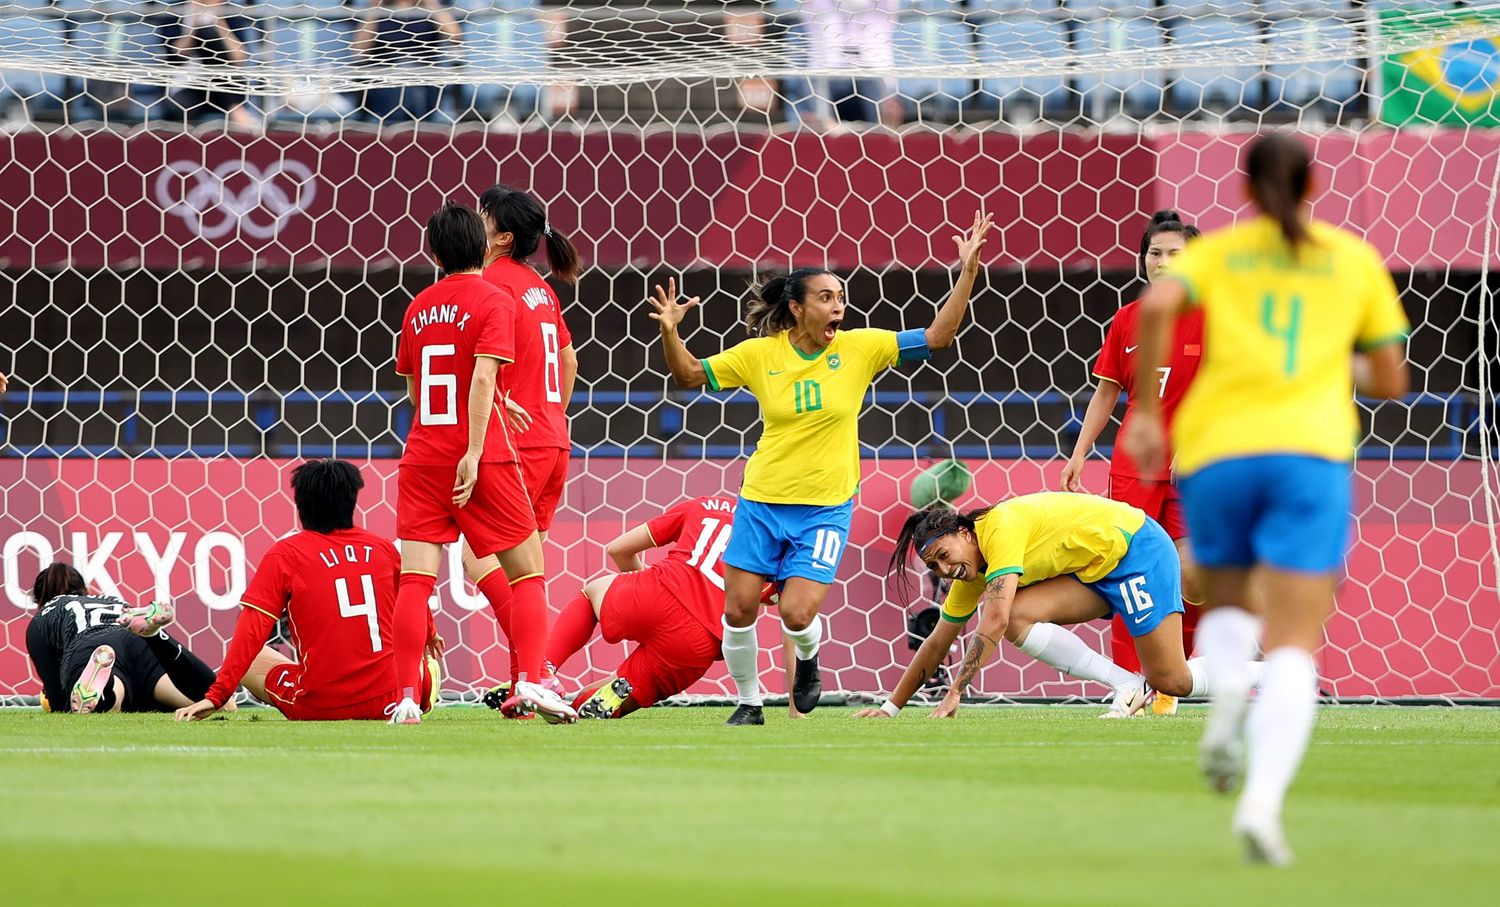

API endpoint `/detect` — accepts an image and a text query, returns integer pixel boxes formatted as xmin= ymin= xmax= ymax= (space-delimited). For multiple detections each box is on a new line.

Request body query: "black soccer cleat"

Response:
xmin=480 ymin=682 xmax=512 ymax=712
xmin=792 ymin=653 xmax=823 ymax=714
xmin=579 ymin=676 xmax=634 ymax=720
xmin=724 ymin=704 xmax=765 ymax=726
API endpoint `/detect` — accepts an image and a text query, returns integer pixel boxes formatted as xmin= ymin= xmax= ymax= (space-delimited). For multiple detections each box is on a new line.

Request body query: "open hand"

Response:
xmin=176 ymin=699 xmax=218 ymax=722
xmin=955 ymin=210 xmax=995 ymax=273
xmin=503 ymin=393 xmax=532 ymax=434
xmin=928 ymin=695 xmax=960 ymax=719
xmin=852 ymin=707 xmax=894 ymax=719
xmin=648 ymin=277 xmax=701 ymax=332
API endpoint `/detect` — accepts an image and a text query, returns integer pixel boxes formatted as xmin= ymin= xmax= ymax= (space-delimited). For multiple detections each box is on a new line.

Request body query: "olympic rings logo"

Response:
xmin=153 ymin=159 xmax=318 ymax=241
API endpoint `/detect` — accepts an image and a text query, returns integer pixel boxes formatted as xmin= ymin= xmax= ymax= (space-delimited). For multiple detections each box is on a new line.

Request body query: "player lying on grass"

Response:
xmin=26 ymin=563 xmax=219 ymax=715
xmin=857 ymin=493 xmax=1260 ymax=720
xmin=650 ymin=211 xmax=994 ymax=725
xmin=177 ymin=459 xmax=438 ymax=722
xmin=461 ymin=183 xmax=581 ymax=701
xmin=390 ymin=202 xmax=575 ymax=725
xmin=1061 ymin=209 xmax=1204 ymax=717
xmin=531 ymin=495 xmax=790 ymax=719
xmin=1123 ymin=133 xmax=1410 ymax=865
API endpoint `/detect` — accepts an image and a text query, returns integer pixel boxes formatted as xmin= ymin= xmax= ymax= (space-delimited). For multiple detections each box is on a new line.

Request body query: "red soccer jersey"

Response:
xmin=395 ymin=273 xmax=517 ymax=466
xmin=1093 ymin=299 xmax=1205 ymax=481
xmin=236 ymin=527 xmax=402 ymax=709
xmin=643 ymin=496 xmax=775 ymax=641
xmin=482 ymin=257 xmax=573 ymax=452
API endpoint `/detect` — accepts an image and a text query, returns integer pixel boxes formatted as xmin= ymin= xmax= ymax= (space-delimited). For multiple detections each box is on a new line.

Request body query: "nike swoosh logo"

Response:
xmin=768 ymin=369 xmax=784 ymax=376
xmin=1132 ymin=612 xmax=1150 ymax=624
xmin=1125 ymin=345 xmax=1138 ymax=354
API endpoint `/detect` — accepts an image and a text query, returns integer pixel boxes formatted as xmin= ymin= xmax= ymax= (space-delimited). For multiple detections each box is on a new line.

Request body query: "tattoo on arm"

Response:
xmin=953 ymin=631 xmax=1000 ymax=692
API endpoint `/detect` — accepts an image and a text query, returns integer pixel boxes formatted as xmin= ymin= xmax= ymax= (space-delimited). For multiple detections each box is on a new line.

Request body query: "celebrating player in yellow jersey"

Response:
xmin=649 ymin=210 xmax=994 ymax=726
xmin=859 ymin=493 xmax=1259 ymax=720
xmin=1123 ymin=134 xmax=1410 ymax=866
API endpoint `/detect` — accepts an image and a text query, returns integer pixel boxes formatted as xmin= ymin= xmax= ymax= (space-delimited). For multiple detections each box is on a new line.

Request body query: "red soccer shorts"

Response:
xmin=397 ymin=462 xmax=537 ymax=558
xmin=519 ymin=447 xmax=569 ymax=533
xmin=1106 ymin=473 xmax=1197 ymax=672
xmin=265 ymin=661 xmax=434 ymax=721
xmin=1108 ymin=474 xmax=1187 ymax=540
xmin=599 ymin=569 xmax=720 ymax=708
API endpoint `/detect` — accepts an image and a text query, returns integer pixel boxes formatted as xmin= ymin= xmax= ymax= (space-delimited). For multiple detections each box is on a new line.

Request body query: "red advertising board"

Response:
xmin=2 ymin=457 xmax=1495 ymax=701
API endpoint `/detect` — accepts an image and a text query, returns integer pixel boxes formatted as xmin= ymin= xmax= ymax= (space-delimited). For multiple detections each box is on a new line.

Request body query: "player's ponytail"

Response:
xmin=886 ymin=503 xmax=995 ymax=603
xmin=1245 ymin=133 xmax=1312 ymax=251
xmin=745 ymin=267 xmax=833 ymax=337
xmin=31 ymin=562 xmax=86 ymax=606
xmin=1138 ymin=209 xmax=1200 ymax=271
xmin=478 ymin=184 xmax=582 ymax=284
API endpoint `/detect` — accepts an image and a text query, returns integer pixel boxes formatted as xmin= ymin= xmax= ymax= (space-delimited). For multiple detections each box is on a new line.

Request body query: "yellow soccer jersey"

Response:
xmin=1166 ymin=216 xmax=1410 ymax=476
xmin=940 ymin=492 xmax=1147 ymax=624
xmin=702 ymin=328 xmax=925 ymax=506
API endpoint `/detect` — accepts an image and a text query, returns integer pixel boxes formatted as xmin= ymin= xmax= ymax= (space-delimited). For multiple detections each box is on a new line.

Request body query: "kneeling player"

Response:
xmin=26 ymin=563 xmax=219 ymax=714
xmin=538 ymin=495 xmax=782 ymax=719
xmin=177 ymin=459 xmax=435 ymax=722
xmin=860 ymin=493 xmax=1261 ymax=720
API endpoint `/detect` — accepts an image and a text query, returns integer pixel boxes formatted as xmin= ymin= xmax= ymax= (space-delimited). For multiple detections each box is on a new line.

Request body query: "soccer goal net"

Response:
xmin=1 ymin=0 xmax=1497 ymax=706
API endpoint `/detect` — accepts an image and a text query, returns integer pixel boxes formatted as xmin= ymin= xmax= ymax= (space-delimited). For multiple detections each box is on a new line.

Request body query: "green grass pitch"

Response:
xmin=1 ymin=705 xmax=1496 ymax=906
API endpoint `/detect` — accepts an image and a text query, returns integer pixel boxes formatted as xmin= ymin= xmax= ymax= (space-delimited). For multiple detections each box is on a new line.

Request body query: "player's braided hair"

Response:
xmin=31 ymin=562 xmax=86 ymax=606
xmin=887 ymin=503 xmax=995 ymax=604
xmin=1138 ymin=209 xmax=1200 ymax=272
xmin=744 ymin=267 xmax=835 ymax=337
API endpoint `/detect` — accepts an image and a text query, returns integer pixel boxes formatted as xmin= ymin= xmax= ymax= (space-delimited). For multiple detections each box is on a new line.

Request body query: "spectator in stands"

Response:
xmin=165 ymin=0 xmax=258 ymax=130
xmin=353 ymin=0 xmax=464 ymax=125
xmin=790 ymin=0 xmax=901 ymax=129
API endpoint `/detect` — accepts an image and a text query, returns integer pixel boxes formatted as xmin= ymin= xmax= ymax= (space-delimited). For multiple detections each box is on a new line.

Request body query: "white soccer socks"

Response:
xmin=1018 ymin=622 xmax=1138 ymax=690
xmin=782 ymin=616 xmax=822 ymax=662
xmin=721 ymin=617 xmax=763 ymax=707
xmin=1242 ymin=646 xmax=1319 ymax=818
xmin=1197 ymin=606 xmax=1262 ymax=706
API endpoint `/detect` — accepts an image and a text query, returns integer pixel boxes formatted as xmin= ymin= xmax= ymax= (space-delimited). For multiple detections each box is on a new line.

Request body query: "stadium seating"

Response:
xmin=1169 ymin=14 xmax=1263 ymax=114
xmin=1267 ymin=16 xmax=1362 ymax=111
xmin=0 ymin=12 xmax=66 ymax=118
xmin=892 ymin=14 xmax=975 ymax=119
xmin=461 ymin=10 xmax=547 ymax=123
xmin=976 ymin=16 xmax=1073 ymax=121
xmin=1074 ymin=14 xmax=1167 ymax=118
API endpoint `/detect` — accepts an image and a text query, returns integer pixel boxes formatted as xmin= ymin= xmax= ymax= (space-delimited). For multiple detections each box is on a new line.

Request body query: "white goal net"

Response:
xmin=1 ymin=0 xmax=1497 ymax=706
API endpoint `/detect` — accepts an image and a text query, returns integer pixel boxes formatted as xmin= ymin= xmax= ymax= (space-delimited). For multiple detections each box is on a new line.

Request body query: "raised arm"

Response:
xmin=924 ymin=211 xmax=995 ymax=350
xmin=648 ymin=278 xmax=708 ymax=389
xmin=931 ymin=573 xmax=1018 ymax=718
xmin=852 ymin=617 xmax=965 ymax=718
xmin=1061 ymin=380 xmax=1123 ymax=492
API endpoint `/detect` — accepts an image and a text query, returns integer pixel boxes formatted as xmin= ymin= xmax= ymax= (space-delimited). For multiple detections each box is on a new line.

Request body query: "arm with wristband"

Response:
xmin=852 ymin=617 xmax=966 ymax=718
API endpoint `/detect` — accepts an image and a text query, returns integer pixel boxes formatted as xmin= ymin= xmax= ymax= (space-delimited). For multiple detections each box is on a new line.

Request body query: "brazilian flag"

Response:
xmin=1381 ymin=8 xmax=1500 ymax=127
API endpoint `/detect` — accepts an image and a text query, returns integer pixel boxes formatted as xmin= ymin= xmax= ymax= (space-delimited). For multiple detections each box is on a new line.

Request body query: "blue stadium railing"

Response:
xmin=1 ymin=389 xmax=1483 ymax=461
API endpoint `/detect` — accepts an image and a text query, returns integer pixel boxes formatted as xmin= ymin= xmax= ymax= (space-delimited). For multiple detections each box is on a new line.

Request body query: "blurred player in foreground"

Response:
xmin=1062 ymin=209 xmax=1204 ymax=715
xmin=1123 ymin=133 xmax=1409 ymax=864
xmin=390 ymin=203 xmax=575 ymax=725
xmin=649 ymin=211 xmax=993 ymax=726
xmin=535 ymin=495 xmax=789 ymax=718
xmin=860 ymin=493 xmax=1260 ymax=720
xmin=177 ymin=459 xmax=436 ymax=722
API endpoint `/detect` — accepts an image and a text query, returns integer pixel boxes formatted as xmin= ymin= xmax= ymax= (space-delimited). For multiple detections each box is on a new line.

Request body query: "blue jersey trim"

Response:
xmin=896 ymin=328 xmax=931 ymax=364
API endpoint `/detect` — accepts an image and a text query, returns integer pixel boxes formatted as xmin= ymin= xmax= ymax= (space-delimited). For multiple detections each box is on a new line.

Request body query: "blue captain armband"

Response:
xmin=896 ymin=328 xmax=931 ymax=364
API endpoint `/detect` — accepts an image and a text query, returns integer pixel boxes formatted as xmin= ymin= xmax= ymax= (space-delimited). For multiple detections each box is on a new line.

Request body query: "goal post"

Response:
xmin=1 ymin=1 xmax=1498 ymax=706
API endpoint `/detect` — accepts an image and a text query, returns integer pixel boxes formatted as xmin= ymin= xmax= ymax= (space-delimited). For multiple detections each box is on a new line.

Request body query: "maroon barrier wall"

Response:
xmin=2 ymin=457 xmax=1495 ymax=701
xmin=3 ymin=128 xmax=1497 ymax=272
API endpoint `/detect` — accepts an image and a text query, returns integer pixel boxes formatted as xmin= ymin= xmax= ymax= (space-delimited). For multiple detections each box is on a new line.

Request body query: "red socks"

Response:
xmin=395 ymin=572 xmax=437 ymax=703
xmin=476 ymin=569 xmax=520 ymax=684
xmin=545 ymin=591 xmax=598 ymax=672
xmin=506 ymin=574 xmax=549 ymax=682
